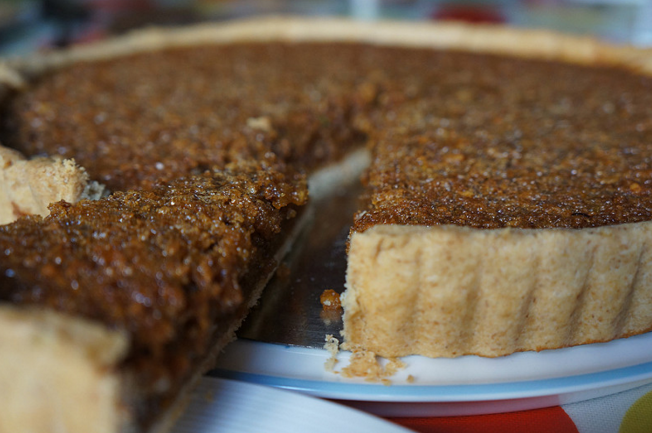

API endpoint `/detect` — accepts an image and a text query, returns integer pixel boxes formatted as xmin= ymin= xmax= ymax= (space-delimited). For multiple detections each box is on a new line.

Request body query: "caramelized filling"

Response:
xmin=4 ymin=44 xmax=652 ymax=231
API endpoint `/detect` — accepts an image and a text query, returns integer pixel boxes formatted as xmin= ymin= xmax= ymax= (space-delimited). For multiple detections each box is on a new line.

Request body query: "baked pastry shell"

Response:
xmin=343 ymin=223 xmax=652 ymax=357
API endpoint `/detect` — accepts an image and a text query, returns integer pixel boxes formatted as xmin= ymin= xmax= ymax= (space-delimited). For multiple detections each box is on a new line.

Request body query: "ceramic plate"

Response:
xmin=209 ymin=332 xmax=652 ymax=416
xmin=170 ymin=377 xmax=413 ymax=433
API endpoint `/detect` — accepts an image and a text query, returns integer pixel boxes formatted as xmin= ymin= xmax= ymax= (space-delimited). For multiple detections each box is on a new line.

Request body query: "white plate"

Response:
xmin=170 ymin=377 xmax=413 ymax=433
xmin=210 ymin=332 xmax=652 ymax=416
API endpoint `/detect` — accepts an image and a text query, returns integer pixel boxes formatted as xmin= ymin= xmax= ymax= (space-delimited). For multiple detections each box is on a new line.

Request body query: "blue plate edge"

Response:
xmin=208 ymin=360 xmax=652 ymax=402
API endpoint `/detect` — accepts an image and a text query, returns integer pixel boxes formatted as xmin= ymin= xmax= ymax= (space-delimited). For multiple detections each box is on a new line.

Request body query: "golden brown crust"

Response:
xmin=343 ymin=223 xmax=652 ymax=357
xmin=0 ymin=306 xmax=128 ymax=433
xmin=3 ymin=17 xmax=651 ymax=79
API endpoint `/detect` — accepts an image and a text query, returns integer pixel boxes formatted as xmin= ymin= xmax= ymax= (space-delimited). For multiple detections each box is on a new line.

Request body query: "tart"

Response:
xmin=1 ymin=16 xmax=652 ymax=432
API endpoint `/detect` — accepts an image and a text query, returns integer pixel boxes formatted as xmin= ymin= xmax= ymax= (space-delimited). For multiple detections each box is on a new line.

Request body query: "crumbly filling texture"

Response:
xmin=2 ymin=44 xmax=372 ymax=192
xmin=4 ymin=43 xmax=652 ymax=230
xmin=350 ymin=49 xmax=652 ymax=230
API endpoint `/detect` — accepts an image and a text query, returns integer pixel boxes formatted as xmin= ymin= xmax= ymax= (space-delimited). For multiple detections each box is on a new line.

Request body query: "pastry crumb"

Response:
xmin=319 ymin=289 xmax=343 ymax=325
xmin=339 ymin=350 xmax=405 ymax=384
xmin=407 ymin=374 xmax=415 ymax=383
xmin=320 ymin=289 xmax=341 ymax=310
xmin=323 ymin=334 xmax=340 ymax=371
xmin=246 ymin=116 xmax=272 ymax=131
xmin=0 ymin=146 xmax=106 ymax=225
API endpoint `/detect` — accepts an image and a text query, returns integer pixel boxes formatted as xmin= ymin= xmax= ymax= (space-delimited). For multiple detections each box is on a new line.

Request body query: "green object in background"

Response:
xmin=620 ymin=390 xmax=652 ymax=433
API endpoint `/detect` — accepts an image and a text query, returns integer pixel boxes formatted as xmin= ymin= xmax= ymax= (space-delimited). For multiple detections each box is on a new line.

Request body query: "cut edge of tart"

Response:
xmin=0 ymin=147 xmax=367 ymax=433
xmin=0 ymin=306 xmax=129 ymax=433
xmin=0 ymin=215 xmax=304 ymax=433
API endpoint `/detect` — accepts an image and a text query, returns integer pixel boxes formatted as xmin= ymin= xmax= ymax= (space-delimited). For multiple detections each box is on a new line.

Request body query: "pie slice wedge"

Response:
xmin=0 ymin=163 xmax=309 ymax=432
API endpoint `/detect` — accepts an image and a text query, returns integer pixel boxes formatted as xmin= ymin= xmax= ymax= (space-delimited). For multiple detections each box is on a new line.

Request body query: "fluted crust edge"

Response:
xmin=343 ymin=222 xmax=652 ymax=358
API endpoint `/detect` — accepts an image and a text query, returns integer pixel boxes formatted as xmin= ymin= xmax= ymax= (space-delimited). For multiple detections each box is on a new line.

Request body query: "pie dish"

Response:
xmin=1 ymin=16 xmax=652 ymax=433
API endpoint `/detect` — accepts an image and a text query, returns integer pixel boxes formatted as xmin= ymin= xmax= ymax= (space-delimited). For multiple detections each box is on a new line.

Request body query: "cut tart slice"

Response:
xmin=0 ymin=163 xmax=308 ymax=432
xmin=0 ymin=19 xmax=371 ymax=432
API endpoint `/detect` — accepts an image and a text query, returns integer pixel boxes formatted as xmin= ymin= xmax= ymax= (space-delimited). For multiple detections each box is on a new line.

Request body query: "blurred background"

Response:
xmin=1 ymin=0 xmax=651 ymax=56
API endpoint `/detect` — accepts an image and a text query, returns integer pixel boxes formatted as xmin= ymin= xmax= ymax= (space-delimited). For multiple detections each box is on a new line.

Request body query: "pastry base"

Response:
xmin=343 ymin=223 xmax=652 ymax=358
xmin=0 ymin=146 xmax=105 ymax=225
xmin=0 ymin=307 xmax=128 ymax=433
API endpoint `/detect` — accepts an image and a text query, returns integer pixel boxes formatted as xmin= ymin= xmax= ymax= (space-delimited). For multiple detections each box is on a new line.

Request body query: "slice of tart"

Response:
xmin=0 ymin=20 xmax=370 ymax=433
xmin=0 ymin=163 xmax=308 ymax=432
xmin=340 ymin=26 xmax=652 ymax=358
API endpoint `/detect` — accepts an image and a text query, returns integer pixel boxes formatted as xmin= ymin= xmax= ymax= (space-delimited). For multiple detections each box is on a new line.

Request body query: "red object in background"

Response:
xmin=388 ymin=406 xmax=579 ymax=433
xmin=431 ymin=5 xmax=505 ymax=24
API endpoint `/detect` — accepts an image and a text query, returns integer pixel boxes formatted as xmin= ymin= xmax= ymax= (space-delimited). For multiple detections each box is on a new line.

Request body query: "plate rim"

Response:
xmin=211 ymin=360 xmax=652 ymax=402
xmin=172 ymin=376 xmax=415 ymax=433
xmin=211 ymin=332 xmax=652 ymax=402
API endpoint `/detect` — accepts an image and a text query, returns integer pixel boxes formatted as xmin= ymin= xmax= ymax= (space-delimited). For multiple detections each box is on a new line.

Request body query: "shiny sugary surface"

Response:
xmin=6 ymin=44 xmax=652 ymax=230
xmin=3 ymin=43 xmax=371 ymax=192
xmin=351 ymin=49 xmax=652 ymax=230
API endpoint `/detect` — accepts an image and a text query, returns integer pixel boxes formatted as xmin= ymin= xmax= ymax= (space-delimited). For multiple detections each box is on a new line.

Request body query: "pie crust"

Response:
xmin=0 ymin=146 xmax=105 ymax=225
xmin=344 ymin=223 xmax=652 ymax=358
xmin=1 ymin=16 xmax=652 ymax=432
